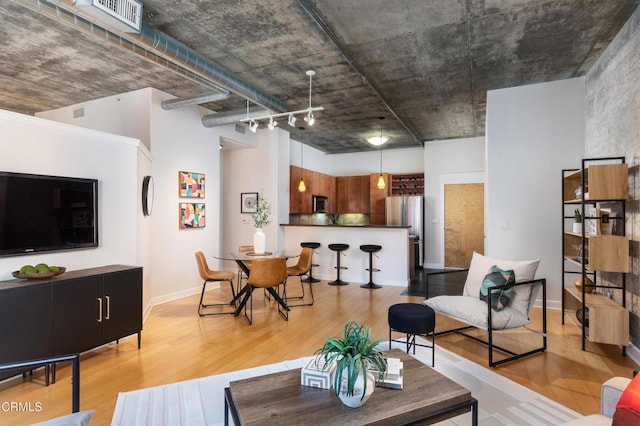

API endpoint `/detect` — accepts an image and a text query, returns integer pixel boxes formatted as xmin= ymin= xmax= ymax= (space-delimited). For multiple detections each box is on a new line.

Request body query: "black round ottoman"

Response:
xmin=388 ymin=303 xmax=435 ymax=365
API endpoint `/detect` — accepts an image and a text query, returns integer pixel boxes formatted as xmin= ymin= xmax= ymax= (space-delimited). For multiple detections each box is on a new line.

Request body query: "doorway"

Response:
xmin=444 ymin=183 xmax=484 ymax=268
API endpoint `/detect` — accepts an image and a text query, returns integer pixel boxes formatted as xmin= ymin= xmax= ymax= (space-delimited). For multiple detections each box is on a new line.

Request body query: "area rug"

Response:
xmin=111 ymin=339 xmax=582 ymax=425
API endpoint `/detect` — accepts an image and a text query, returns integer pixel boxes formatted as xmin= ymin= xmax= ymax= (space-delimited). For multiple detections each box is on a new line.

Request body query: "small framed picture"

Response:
xmin=241 ymin=192 xmax=258 ymax=214
xmin=179 ymin=171 xmax=205 ymax=198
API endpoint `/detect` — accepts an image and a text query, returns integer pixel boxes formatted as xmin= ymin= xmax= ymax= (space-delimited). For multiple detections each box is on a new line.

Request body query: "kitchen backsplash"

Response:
xmin=289 ymin=213 xmax=369 ymax=226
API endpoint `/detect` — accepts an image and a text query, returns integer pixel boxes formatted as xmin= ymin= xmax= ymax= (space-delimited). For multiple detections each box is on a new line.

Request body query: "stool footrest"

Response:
xmin=365 ymin=268 xmax=381 ymax=272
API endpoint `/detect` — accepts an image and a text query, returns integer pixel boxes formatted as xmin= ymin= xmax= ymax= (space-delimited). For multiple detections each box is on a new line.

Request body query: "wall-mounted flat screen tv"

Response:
xmin=0 ymin=172 xmax=99 ymax=257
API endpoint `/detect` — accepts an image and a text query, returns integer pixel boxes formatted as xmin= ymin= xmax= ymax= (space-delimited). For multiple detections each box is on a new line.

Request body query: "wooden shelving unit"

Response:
xmin=390 ymin=173 xmax=424 ymax=195
xmin=561 ymin=157 xmax=629 ymax=353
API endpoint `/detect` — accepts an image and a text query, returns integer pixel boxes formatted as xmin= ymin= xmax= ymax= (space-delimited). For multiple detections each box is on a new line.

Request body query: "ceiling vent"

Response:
xmin=74 ymin=0 xmax=143 ymax=33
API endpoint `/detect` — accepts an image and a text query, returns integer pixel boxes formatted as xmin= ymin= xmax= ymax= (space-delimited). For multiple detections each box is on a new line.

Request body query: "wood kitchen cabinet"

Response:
xmin=336 ymin=175 xmax=370 ymax=213
xmin=290 ymin=166 xmax=336 ymax=213
xmin=370 ymin=173 xmax=390 ymax=225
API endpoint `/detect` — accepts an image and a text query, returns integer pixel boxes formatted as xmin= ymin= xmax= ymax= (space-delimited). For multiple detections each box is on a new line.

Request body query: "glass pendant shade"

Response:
xmin=377 ymin=174 xmax=386 ymax=189
xmin=298 ymin=178 xmax=306 ymax=192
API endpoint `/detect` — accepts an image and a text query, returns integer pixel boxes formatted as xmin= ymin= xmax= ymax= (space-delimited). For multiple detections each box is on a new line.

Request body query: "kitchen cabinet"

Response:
xmin=336 ymin=175 xmax=370 ymax=213
xmin=369 ymin=173 xmax=390 ymax=225
xmin=290 ymin=166 xmax=336 ymax=213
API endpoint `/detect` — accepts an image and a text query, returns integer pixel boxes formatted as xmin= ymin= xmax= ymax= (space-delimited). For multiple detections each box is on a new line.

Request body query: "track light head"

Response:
xmin=287 ymin=113 xmax=297 ymax=127
xmin=267 ymin=117 xmax=278 ymax=130
xmin=248 ymin=119 xmax=258 ymax=133
xmin=304 ymin=110 xmax=315 ymax=126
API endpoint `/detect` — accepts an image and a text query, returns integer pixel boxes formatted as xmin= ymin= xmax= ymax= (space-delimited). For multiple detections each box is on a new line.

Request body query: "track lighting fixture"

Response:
xmin=239 ymin=70 xmax=323 ymax=131
xmin=304 ymin=110 xmax=315 ymax=126
xmin=248 ymin=119 xmax=258 ymax=133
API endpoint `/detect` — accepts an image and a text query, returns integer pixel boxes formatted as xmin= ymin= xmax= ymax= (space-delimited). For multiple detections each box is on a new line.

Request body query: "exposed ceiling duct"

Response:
xmin=161 ymin=91 xmax=230 ymax=110
xmin=202 ymin=107 xmax=270 ymax=128
xmin=17 ymin=0 xmax=287 ymax=114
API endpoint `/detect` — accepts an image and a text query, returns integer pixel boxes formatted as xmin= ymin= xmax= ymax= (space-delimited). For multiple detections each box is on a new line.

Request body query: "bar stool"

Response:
xmin=360 ymin=244 xmax=382 ymax=289
xmin=300 ymin=242 xmax=321 ymax=283
xmin=328 ymin=243 xmax=349 ymax=286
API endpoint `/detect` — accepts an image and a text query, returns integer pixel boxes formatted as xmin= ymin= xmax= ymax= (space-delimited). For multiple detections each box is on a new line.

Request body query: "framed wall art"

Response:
xmin=179 ymin=171 xmax=205 ymax=198
xmin=241 ymin=192 xmax=258 ymax=214
xmin=179 ymin=203 xmax=206 ymax=228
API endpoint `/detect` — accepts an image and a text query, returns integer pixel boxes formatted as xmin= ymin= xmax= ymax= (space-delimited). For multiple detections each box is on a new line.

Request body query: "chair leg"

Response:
xmin=198 ymin=279 xmax=236 ymax=316
xmin=285 ymin=274 xmax=314 ymax=307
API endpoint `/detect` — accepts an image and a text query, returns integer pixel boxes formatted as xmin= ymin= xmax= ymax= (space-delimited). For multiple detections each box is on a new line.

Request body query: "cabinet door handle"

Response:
xmin=97 ymin=297 xmax=102 ymax=323
xmin=105 ymin=296 xmax=110 ymax=320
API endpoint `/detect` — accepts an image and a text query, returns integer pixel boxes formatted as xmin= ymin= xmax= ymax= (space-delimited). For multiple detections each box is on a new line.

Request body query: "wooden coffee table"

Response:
xmin=224 ymin=349 xmax=477 ymax=425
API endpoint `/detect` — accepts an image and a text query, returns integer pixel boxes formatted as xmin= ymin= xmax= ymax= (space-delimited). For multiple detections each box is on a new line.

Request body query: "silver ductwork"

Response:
xmin=161 ymin=92 xmax=230 ymax=110
xmin=202 ymin=107 xmax=269 ymax=127
xmin=18 ymin=0 xmax=288 ymax=114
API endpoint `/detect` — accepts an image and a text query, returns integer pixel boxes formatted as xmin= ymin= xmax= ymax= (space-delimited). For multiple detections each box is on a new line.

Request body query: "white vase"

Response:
xmin=253 ymin=228 xmax=266 ymax=254
xmin=572 ymin=223 xmax=582 ymax=233
xmin=336 ymin=369 xmax=375 ymax=408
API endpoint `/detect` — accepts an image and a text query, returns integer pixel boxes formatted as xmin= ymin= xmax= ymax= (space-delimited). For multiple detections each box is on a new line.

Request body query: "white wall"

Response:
xmin=485 ymin=77 xmax=586 ymax=306
xmin=424 ymin=137 xmax=485 ymax=268
xmin=330 ymin=147 xmax=424 ymax=176
xmin=290 ymin=136 xmax=332 ymax=175
xmin=0 ymin=110 xmax=140 ymax=282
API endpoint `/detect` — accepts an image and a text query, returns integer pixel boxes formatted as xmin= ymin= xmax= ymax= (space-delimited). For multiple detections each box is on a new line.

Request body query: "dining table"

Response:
xmin=214 ymin=251 xmax=296 ymax=317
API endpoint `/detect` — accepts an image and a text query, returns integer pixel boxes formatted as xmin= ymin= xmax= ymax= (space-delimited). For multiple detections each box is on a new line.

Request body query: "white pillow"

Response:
xmin=463 ymin=252 xmax=540 ymax=315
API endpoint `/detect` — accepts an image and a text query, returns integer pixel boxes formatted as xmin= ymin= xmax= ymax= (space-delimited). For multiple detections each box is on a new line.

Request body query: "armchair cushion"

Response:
xmin=463 ymin=252 xmax=540 ymax=315
xmin=425 ymin=295 xmax=529 ymax=330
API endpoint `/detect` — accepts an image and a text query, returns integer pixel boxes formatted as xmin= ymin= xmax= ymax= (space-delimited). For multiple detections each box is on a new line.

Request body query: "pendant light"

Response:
xmin=376 ymin=117 xmax=386 ymax=189
xmin=298 ymin=127 xmax=306 ymax=192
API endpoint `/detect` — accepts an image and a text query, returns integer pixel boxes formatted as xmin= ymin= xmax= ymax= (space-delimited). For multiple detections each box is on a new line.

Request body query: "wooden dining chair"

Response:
xmin=195 ymin=251 xmax=236 ymax=316
xmin=285 ymin=247 xmax=314 ymax=307
xmin=243 ymin=257 xmax=289 ymax=325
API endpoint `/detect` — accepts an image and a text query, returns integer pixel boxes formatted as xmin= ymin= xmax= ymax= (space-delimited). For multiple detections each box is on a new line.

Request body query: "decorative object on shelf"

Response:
xmin=574 ymin=185 xmax=582 ymax=199
xmin=12 ymin=264 xmax=66 ymax=280
xmin=250 ymin=193 xmax=271 ymax=254
xmin=298 ymin=127 xmax=306 ymax=192
xmin=179 ymin=203 xmax=206 ymax=228
xmin=142 ymin=175 xmax=154 ymax=216
xmin=178 ymin=171 xmax=205 ymax=198
xmin=573 ymin=208 xmax=582 ymax=233
xmin=574 ymin=276 xmax=595 ymax=294
xmin=240 ymin=70 xmax=324 ymax=132
xmin=240 ymin=192 xmax=258 ymax=214
xmin=314 ymin=321 xmax=387 ymax=408
xmin=576 ymin=308 xmax=589 ymax=327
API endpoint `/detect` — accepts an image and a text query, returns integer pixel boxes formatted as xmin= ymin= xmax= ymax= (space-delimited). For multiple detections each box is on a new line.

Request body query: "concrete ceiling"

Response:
xmin=1 ymin=0 xmax=638 ymax=154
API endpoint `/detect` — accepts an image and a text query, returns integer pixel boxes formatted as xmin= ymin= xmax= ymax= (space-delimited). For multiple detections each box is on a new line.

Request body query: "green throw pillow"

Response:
xmin=479 ymin=265 xmax=515 ymax=311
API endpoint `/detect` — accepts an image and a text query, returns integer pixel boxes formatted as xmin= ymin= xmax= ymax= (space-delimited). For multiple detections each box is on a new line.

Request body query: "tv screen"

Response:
xmin=0 ymin=172 xmax=98 ymax=257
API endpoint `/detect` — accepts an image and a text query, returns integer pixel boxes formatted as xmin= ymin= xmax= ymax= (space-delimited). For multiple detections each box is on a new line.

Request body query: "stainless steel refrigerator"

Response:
xmin=385 ymin=196 xmax=424 ymax=267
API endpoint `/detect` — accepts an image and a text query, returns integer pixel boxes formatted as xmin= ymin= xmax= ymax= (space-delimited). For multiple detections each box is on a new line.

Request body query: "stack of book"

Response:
xmin=371 ymin=357 xmax=403 ymax=389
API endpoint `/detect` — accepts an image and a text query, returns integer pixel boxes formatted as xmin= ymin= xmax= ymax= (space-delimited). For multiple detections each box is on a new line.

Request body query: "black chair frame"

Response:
xmin=389 ymin=328 xmax=435 ymax=367
xmin=198 ymin=275 xmax=237 ymax=316
xmin=0 ymin=354 xmax=80 ymax=413
xmin=432 ymin=276 xmax=547 ymax=367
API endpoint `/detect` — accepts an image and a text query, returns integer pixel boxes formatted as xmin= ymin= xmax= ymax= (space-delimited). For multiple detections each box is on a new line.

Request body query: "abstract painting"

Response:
xmin=179 ymin=203 xmax=206 ymax=228
xmin=179 ymin=171 xmax=205 ymax=198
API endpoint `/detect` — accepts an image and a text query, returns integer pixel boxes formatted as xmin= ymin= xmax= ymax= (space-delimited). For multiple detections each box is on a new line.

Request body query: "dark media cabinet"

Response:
xmin=0 ymin=265 xmax=142 ymax=381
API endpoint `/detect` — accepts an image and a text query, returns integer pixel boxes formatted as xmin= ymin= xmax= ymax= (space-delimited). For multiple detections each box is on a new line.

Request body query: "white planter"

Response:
xmin=253 ymin=228 xmax=266 ymax=254
xmin=336 ymin=369 xmax=375 ymax=408
xmin=572 ymin=223 xmax=582 ymax=233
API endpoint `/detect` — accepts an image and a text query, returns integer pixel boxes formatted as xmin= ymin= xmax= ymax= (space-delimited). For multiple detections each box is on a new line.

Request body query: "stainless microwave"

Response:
xmin=312 ymin=195 xmax=329 ymax=213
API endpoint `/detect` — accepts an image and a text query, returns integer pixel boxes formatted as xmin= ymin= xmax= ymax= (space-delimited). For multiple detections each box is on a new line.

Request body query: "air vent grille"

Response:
xmin=235 ymin=123 xmax=246 ymax=134
xmin=74 ymin=0 xmax=143 ymax=33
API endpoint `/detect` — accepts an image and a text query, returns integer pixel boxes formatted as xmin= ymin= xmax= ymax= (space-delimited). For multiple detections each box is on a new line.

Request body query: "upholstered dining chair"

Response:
xmin=195 ymin=251 xmax=236 ymax=316
xmin=236 ymin=245 xmax=254 ymax=293
xmin=285 ymin=247 xmax=314 ymax=307
xmin=243 ymin=257 xmax=289 ymax=325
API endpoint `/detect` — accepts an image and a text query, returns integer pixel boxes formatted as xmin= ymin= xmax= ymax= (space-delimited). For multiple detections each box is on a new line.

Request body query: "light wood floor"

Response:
xmin=0 ymin=280 xmax=637 ymax=425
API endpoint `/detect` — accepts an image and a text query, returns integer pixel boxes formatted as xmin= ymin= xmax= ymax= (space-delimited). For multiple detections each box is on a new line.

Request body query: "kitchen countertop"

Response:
xmin=280 ymin=224 xmax=411 ymax=229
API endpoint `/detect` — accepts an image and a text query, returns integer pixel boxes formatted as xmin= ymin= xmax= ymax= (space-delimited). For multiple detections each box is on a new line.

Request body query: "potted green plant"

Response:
xmin=573 ymin=208 xmax=583 ymax=233
xmin=250 ymin=193 xmax=271 ymax=254
xmin=314 ymin=321 xmax=387 ymax=408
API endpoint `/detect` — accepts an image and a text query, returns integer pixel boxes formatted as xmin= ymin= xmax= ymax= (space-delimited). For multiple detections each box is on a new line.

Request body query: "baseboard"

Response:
xmin=148 ymin=285 xmax=208 ymax=310
xmin=535 ymin=298 xmax=561 ymax=310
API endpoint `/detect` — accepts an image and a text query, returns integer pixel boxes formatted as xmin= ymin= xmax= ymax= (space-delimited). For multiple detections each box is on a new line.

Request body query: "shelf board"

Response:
xmin=564 ymin=231 xmax=596 ymax=238
xmin=564 ymin=287 xmax=619 ymax=307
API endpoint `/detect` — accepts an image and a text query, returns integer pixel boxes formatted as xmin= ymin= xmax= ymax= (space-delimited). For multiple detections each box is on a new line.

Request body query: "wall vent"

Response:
xmin=74 ymin=0 xmax=143 ymax=33
xmin=235 ymin=123 xmax=246 ymax=134
xmin=73 ymin=107 xmax=85 ymax=118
